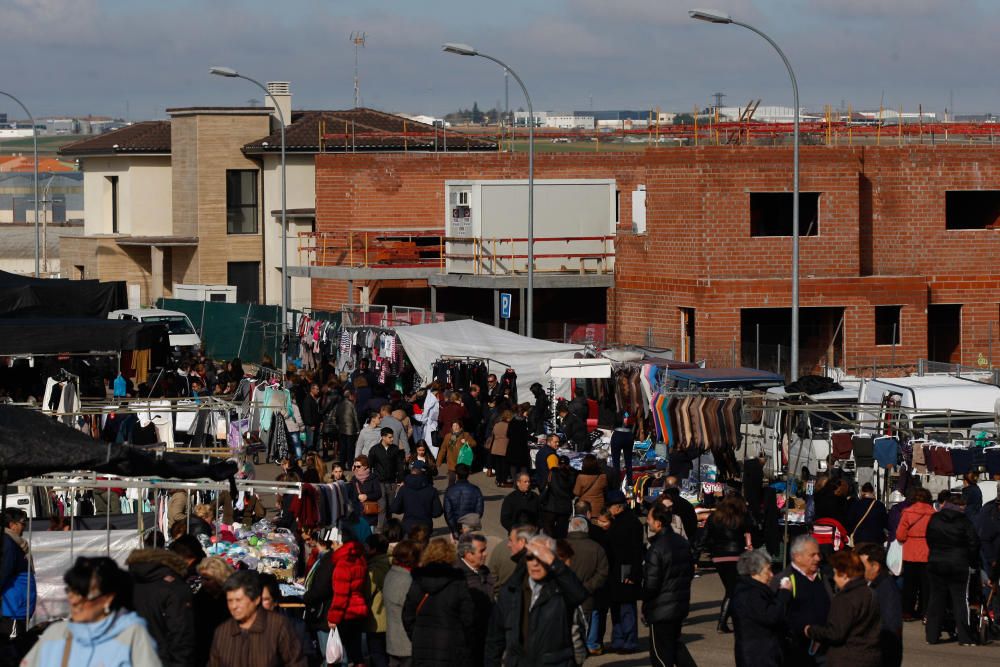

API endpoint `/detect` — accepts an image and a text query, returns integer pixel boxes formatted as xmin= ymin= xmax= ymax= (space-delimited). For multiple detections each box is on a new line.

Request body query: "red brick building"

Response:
xmin=308 ymin=146 xmax=1000 ymax=376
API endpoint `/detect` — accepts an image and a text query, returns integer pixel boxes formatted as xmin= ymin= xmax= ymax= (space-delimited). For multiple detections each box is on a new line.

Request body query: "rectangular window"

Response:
xmin=226 ymin=170 xmax=258 ymax=234
xmin=750 ymin=192 xmax=820 ymax=237
xmin=227 ymin=261 xmax=260 ymax=303
xmin=945 ymin=190 xmax=1000 ymax=230
xmin=875 ymin=305 xmax=902 ymax=346
xmin=107 ymin=176 xmax=119 ymax=233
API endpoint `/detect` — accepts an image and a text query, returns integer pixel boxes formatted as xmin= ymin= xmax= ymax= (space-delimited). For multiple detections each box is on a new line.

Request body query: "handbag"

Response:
xmin=355 ymin=481 xmax=380 ymax=516
xmin=326 ymin=626 xmax=344 ymax=663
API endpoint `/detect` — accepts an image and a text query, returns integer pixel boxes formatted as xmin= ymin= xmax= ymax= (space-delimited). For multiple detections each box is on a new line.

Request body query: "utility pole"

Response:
xmin=350 ymin=31 xmax=367 ymax=108
xmin=712 ymin=91 xmax=726 ymax=110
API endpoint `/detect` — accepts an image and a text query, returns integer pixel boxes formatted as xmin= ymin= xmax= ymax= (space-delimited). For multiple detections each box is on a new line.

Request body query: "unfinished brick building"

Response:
xmin=305 ymin=145 xmax=1000 ymax=376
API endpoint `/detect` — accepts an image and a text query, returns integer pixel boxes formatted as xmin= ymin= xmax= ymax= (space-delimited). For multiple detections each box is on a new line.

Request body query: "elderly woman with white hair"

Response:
xmin=730 ymin=549 xmax=792 ymax=667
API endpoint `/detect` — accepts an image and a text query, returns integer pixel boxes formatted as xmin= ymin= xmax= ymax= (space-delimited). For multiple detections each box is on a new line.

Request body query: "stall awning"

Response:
xmin=0 ymin=319 xmax=168 ymax=355
xmin=0 ymin=270 xmax=126 ymax=319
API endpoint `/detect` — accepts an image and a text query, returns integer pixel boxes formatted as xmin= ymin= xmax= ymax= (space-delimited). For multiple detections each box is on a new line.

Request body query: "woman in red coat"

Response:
xmin=327 ymin=527 xmax=369 ymax=666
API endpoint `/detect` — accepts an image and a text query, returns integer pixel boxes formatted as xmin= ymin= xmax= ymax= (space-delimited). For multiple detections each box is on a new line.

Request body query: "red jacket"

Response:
xmin=327 ymin=541 xmax=369 ymax=626
xmin=896 ymin=502 xmax=936 ymax=563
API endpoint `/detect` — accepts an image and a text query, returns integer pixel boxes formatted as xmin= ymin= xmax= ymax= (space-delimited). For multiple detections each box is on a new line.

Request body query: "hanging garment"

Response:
xmin=851 ymin=434 xmax=874 ymax=468
xmin=873 ymin=436 xmax=899 ymax=469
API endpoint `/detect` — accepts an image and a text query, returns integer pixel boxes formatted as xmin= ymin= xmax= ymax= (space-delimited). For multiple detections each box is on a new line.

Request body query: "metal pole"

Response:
xmin=477 ymin=54 xmax=534 ymax=338
xmin=730 ymin=21 xmax=799 ymax=380
xmin=756 ymin=323 xmax=760 ymax=369
xmin=0 ymin=91 xmax=39 ymax=276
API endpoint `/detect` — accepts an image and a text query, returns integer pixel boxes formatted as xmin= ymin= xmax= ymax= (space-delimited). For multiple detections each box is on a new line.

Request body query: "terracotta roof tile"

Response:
xmin=242 ymin=108 xmax=496 ymax=153
xmin=58 ymin=121 xmax=171 ymax=156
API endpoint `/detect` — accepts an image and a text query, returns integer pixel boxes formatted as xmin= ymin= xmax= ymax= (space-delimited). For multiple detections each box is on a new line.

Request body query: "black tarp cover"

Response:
xmin=0 ymin=405 xmax=236 ymax=483
xmin=0 ymin=270 xmax=126 ymax=319
xmin=0 ymin=318 xmax=168 ymax=355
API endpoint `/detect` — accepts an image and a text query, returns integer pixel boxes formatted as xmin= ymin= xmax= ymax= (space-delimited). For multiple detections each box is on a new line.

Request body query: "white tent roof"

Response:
xmin=394 ymin=319 xmax=586 ymax=397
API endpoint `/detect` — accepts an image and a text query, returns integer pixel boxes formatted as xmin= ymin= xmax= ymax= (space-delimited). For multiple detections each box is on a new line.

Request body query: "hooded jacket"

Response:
xmin=926 ymin=506 xmax=981 ymax=575
xmin=390 ymin=473 xmax=443 ymax=532
xmin=21 ymin=609 xmax=161 ymax=667
xmin=327 ymin=541 xmax=369 ymax=626
xmin=402 ymin=562 xmax=475 ymax=666
xmin=896 ymin=502 xmax=936 ymax=563
xmin=641 ymin=526 xmax=693 ymax=623
xmin=444 ymin=480 xmax=485 ymax=532
xmin=500 ymin=488 xmax=540 ymax=532
xmin=126 ymin=548 xmax=195 ymax=667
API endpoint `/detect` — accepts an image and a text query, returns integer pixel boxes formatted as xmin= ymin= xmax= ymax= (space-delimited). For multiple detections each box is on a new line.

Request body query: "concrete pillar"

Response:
xmin=519 ymin=288 xmax=526 ymax=336
xmin=430 ymin=286 xmax=437 ymax=321
xmin=150 ymin=245 xmax=164 ymax=305
xmin=494 ymin=290 xmax=500 ymax=327
xmin=347 ymin=280 xmax=354 ymax=305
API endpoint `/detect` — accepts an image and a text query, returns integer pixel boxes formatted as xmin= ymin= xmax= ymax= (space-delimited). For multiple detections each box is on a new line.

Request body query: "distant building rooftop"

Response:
xmin=58 ymin=121 xmax=171 ymax=157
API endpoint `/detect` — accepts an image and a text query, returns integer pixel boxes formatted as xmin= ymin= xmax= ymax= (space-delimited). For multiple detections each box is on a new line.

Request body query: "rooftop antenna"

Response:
xmin=350 ymin=31 xmax=367 ymax=108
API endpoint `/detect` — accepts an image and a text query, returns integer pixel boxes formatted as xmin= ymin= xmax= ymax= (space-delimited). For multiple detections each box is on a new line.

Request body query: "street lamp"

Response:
xmin=0 ymin=90 xmax=39 ymax=277
xmin=210 ymin=66 xmax=288 ymax=370
xmin=442 ymin=43 xmax=536 ymax=338
xmin=689 ymin=8 xmax=801 ymax=380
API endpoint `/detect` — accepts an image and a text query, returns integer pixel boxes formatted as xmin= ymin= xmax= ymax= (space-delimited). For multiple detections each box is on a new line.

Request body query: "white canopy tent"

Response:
xmin=394 ymin=320 xmax=586 ymax=397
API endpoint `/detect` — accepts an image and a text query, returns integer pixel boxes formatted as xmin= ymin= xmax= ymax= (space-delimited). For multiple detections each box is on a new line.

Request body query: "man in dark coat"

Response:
xmin=925 ymin=493 xmax=980 ymax=645
xmin=534 ymin=435 xmax=559 ymax=492
xmin=457 ymin=533 xmax=495 ymax=667
xmin=975 ymin=496 xmax=1000 ymax=585
xmin=557 ymin=402 xmax=589 ymax=453
xmin=390 ymin=461 xmax=443 ymax=532
xmin=856 ymin=543 xmax=903 ymax=667
xmin=771 ymin=535 xmax=833 ymax=666
xmin=642 ymin=504 xmax=695 ymax=667
xmin=370 ymin=427 xmax=405 ymax=530
xmin=484 ymin=534 xmax=588 ymax=667
xmin=126 ymin=548 xmax=196 ymax=667
xmin=444 ymin=464 xmax=485 ymax=537
xmin=604 ymin=490 xmax=644 ymax=653
xmin=500 ymin=472 xmax=541 ymax=532
xmin=663 ymin=478 xmax=697 ymax=546
xmin=299 ymin=382 xmax=322 ymax=452
xmin=566 ymin=515 xmax=608 ymax=654
xmin=528 ymin=383 xmax=549 ymax=435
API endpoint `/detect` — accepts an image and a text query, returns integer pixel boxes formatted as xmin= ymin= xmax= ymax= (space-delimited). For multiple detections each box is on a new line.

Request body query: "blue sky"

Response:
xmin=3 ymin=0 xmax=1000 ymax=120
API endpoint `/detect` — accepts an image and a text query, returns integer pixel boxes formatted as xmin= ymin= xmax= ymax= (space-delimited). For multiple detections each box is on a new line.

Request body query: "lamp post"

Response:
xmin=689 ymin=9 xmax=800 ymax=380
xmin=442 ymin=43 xmax=535 ymax=338
xmin=210 ymin=66 xmax=288 ymax=370
xmin=0 ymin=90 xmax=39 ymax=277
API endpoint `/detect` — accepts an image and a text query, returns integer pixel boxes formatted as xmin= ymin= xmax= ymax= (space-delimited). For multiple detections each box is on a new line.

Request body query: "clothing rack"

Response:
xmin=438 ymin=354 xmax=512 ymax=369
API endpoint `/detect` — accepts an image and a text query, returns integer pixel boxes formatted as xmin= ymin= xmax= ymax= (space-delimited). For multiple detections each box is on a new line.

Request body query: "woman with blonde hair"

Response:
xmin=403 ymin=538 xmax=475 ymax=665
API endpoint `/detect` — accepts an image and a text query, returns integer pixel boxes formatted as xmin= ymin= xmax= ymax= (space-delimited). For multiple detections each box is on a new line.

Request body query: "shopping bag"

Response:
xmin=457 ymin=443 xmax=474 ymax=467
xmin=886 ymin=539 xmax=903 ymax=577
xmin=326 ymin=626 xmax=344 ymax=663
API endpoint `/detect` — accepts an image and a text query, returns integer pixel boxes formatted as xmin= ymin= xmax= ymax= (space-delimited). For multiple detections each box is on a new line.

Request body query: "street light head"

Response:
xmin=688 ymin=8 xmax=733 ymax=23
xmin=442 ymin=43 xmax=478 ymax=56
xmin=209 ymin=66 xmax=239 ymax=77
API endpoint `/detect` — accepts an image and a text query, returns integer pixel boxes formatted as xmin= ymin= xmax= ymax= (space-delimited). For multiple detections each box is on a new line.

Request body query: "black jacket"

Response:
xmin=541 ymin=467 xmax=575 ymax=516
xmin=444 ymin=480 xmax=485 ymax=532
xmin=927 ymin=507 xmax=981 ymax=575
xmin=845 ymin=497 xmax=888 ymax=546
xmin=500 ymin=489 xmax=540 ymax=532
xmin=560 ymin=413 xmax=589 ymax=451
xmin=698 ymin=513 xmax=751 ymax=559
xmin=665 ymin=489 xmax=698 ymax=545
xmin=505 ymin=417 xmax=532 ymax=468
xmin=731 ymin=577 xmax=790 ymax=667
xmin=347 ymin=475 xmax=382 ymax=520
xmin=605 ymin=508 xmax=645 ymax=603
xmin=369 ymin=443 xmax=404 ymax=484
xmin=806 ymin=577 xmax=881 ymax=667
xmin=640 ymin=527 xmax=693 ymax=623
xmin=458 ymin=560 xmax=496 ymax=666
xmin=975 ymin=499 xmax=1000 ymax=578
xmin=300 ymin=394 xmax=322 ymax=427
xmin=126 ymin=549 xmax=196 ymax=667
xmin=402 ymin=562 xmax=475 ymax=667
xmin=390 ymin=473 xmax=442 ymax=532
xmin=302 ymin=550 xmax=334 ymax=632
xmin=485 ymin=560 xmax=588 ymax=667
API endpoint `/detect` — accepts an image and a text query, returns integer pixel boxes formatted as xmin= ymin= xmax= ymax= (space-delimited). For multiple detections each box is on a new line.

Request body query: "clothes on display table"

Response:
xmin=431 ymin=359 xmax=489 ymax=393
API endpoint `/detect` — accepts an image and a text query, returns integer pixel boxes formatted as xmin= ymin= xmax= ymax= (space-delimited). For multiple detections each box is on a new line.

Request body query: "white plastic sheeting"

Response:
xmin=395 ymin=320 xmax=585 ymax=398
xmin=30 ymin=529 xmax=141 ymax=622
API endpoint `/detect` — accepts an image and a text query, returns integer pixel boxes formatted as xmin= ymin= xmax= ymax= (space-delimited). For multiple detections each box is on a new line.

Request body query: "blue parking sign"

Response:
xmin=500 ymin=292 xmax=512 ymax=319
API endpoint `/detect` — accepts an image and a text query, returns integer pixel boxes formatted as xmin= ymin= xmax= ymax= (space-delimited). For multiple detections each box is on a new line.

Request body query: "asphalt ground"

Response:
xmin=261 ymin=462 xmax=998 ymax=666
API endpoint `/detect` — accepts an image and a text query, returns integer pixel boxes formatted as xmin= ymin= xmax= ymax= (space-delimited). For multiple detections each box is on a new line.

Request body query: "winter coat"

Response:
xmin=572 ymin=473 xmax=608 ymax=514
xmin=488 ymin=420 xmax=511 ymax=457
xmin=300 ymin=394 xmax=321 ymax=427
xmin=383 ymin=565 xmax=413 ymax=658
xmin=501 ymin=416 xmax=527 ymax=461
xmin=896 ymin=501 xmax=936 ymax=562
xmin=731 ymin=577 xmax=790 ymax=667
xmin=402 ymin=562 xmax=475 ymax=666
xmin=439 ymin=402 xmax=468 ymax=434
xmin=355 ymin=424 xmax=382 ymax=459
xmin=963 ymin=483 xmax=983 ymax=524
xmin=327 ymin=541 xmax=369 ymax=626
xmin=976 ymin=499 xmax=1000 ymax=576
xmin=698 ymin=513 xmax=751 ymax=559
xmin=437 ymin=431 xmax=477 ymax=469
xmin=926 ymin=507 xmax=981 ymax=576
xmin=444 ymin=480 xmax=485 ymax=532
xmin=484 ymin=559 xmax=589 ymax=667
xmin=845 ymin=497 xmax=888 ymax=546
xmin=126 ymin=548 xmax=195 ymax=667
xmin=347 ymin=475 xmax=383 ymax=521
xmin=458 ymin=560 xmax=496 ymax=666
xmin=0 ymin=531 xmax=35 ymax=620
xmin=605 ymin=508 xmax=645 ymax=603
xmin=390 ymin=473 xmax=443 ymax=532
xmin=534 ymin=447 xmax=558 ymax=491
xmin=566 ymin=532 xmax=608 ymax=615
xmin=366 ymin=553 xmax=391 ymax=633
xmin=806 ymin=577 xmax=881 ymax=667
xmin=500 ymin=488 xmax=541 ymax=532
xmin=561 ymin=413 xmax=589 ymax=451
xmin=302 ymin=549 xmax=334 ymax=632
xmin=541 ymin=467 xmax=575 ymax=516
xmin=370 ymin=443 xmax=405 ymax=484
xmin=335 ymin=398 xmax=360 ymax=436
xmin=193 ymin=587 xmax=228 ymax=667
xmin=641 ymin=526 xmax=694 ymax=623
xmin=189 ymin=517 xmax=213 ymax=542
xmin=21 ymin=610 xmax=161 ymax=667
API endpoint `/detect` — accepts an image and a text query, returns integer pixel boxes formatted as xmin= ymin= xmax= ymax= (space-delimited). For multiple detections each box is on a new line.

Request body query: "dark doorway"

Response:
xmin=680 ymin=308 xmax=696 ymax=362
xmin=227 ymin=261 xmax=260 ymax=304
xmin=927 ymin=304 xmax=961 ymax=363
xmin=741 ymin=307 xmax=845 ymax=379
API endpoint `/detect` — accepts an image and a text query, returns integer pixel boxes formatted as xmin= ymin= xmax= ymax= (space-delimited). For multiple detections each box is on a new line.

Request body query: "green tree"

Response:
xmin=673 ymin=113 xmax=695 ymax=125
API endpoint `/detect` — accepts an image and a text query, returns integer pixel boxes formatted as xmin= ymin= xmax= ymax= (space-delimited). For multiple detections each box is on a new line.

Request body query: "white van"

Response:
xmin=108 ymin=308 xmax=201 ymax=350
xmin=857 ymin=375 xmax=1000 ymax=439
